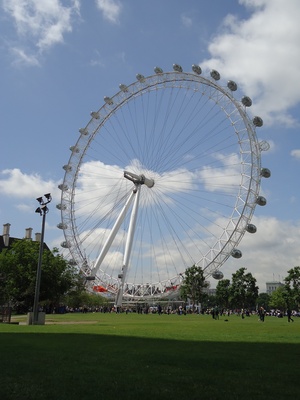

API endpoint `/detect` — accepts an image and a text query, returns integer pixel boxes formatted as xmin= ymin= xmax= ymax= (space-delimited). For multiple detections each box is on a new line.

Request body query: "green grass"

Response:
xmin=1 ymin=313 xmax=299 ymax=400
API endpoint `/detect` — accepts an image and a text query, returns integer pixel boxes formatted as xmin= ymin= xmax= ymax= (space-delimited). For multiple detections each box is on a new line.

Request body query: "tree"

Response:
xmin=215 ymin=279 xmax=231 ymax=309
xmin=201 ymin=294 xmax=217 ymax=310
xmin=284 ymin=266 xmax=300 ymax=310
xmin=180 ymin=265 xmax=209 ymax=310
xmin=229 ymin=267 xmax=258 ymax=309
xmin=269 ymin=287 xmax=287 ymax=310
xmin=0 ymin=239 xmax=80 ymax=312
xmin=65 ymin=291 xmax=108 ymax=310
xmin=256 ymin=292 xmax=270 ymax=310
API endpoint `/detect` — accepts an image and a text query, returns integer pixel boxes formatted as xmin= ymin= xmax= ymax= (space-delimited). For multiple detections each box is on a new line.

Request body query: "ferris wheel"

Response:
xmin=57 ymin=63 xmax=270 ymax=304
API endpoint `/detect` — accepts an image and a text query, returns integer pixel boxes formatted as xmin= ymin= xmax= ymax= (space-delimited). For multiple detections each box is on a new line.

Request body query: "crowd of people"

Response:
xmin=53 ymin=304 xmax=299 ymax=322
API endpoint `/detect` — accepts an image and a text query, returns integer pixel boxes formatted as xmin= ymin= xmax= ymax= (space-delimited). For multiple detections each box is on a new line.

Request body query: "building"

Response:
xmin=266 ymin=281 xmax=284 ymax=295
xmin=0 ymin=223 xmax=49 ymax=252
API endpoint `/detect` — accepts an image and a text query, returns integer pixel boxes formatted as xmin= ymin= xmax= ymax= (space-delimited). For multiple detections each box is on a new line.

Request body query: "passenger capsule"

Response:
xmin=104 ymin=96 xmax=113 ymax=105
xmin=253 ymin=116 xmax=263 ymax=127
xmin=79 ymin=128 xmax=89 ymax=135
xmin=119 ymin=84 xmax=128 ymax=92
xmin=259 ymin=141 xmax=270 ymax=152
xmin=57 ymin=222 xmax=68 ymax=229
xmin=154 ymin=66 xmax=163 ymax=74
xmin=212 ymin=270 xmax=224 ymax=280
xmin=136 ymin=74 xmax=145 ymax=82
xmin=192 ymin=64 xmax=202 ymax=75
xmin=90 ymin=111 xmax=100 ymax=119
xmin=246 ymin=224 xmax=257 ymax=234
xmin=227 ymin=80 xmax=237 ymax=91
xmin=210 ymin=69 xmax=220 ymax=80
xmin=261 ymin=168 xmax=271 ymax=178
xmin=56 ymin=203 xmax=67 ymax=211
xmin=69 ymin=145 xmax=79 ymax=153
xmin=256 ymin=196 xmax=267 ymax=206
xmin=173 ymin=63 xmax=183 ymax=72
xmin=63 ymin=164 xmax=72 ymax=172
xmin=241 ymin=96 xmax=252 ymax=107
xmin=61 ymin=241 xmax=71 ymax=248
xmin=58 ymin=184 xmax=68 ymax=191
xmin=231 ymin=249 xmax=242 ymax=258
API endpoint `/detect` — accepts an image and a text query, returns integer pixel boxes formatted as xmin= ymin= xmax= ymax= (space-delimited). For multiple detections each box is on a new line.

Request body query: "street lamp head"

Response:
xmin=44 ymin=193 xmax=52 ymax=201
xmin=36 ymin=193 xmax=52 ymax=208
xmin=35 ymin=205 xmax=49 ymax=215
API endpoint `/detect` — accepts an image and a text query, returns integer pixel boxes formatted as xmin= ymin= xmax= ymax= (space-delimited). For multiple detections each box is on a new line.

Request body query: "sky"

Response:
xmin=0 ymin=0 xmax=300 ymax=293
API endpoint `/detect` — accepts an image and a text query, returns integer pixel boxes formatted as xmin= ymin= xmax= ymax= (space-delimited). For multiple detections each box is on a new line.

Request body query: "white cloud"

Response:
xmin=10 ymin=46 xmax=40 ymax=66
xmin=200 ymin=0 xmax=300 ymax=127
xmin=0 ymin=169 xmax=62 ymax=246
xmin=181 ymin=14 xmax=193 ymax=28
xmin=291 ymin=149 xmax=300 ymax=159
xmin=2 ymin=0 xmax=80 ymax=64
xmin=0 ymin=168 xmax=59 ymax=201
xmin=95 ymin=0 xmax=122 ymax=24
xmin=90 ymin=49 xmax=105 ymax=67
xmin=199 ymin=153 xmax=241 ymax=192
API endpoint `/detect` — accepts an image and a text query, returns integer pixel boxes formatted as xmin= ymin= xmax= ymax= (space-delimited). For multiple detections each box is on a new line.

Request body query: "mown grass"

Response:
xmin=1 ymin=312 xmax=299 ymax=400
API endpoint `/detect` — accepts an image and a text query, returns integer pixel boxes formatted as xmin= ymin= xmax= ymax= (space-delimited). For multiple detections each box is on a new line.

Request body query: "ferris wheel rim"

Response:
xmin=58 ymin=64 xmax=267 ymax=299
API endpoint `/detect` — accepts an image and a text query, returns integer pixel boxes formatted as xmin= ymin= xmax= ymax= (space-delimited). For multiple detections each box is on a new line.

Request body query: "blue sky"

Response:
xmin=0 ymin=0 xmax=300 ymax=292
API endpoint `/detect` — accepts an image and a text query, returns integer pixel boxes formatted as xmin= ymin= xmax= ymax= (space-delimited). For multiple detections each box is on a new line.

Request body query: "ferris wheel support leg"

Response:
xmin=92 ymin=190 xmax=135 ymax=275
xmin=116 ymin=184 xmax=141 ymax=307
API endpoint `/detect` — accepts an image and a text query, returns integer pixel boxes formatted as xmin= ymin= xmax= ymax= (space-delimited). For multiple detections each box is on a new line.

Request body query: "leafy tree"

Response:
xmin=229 ymin=267 xmax=258 ymax=309
xmin=215 ymin=279 xmax=231 ymax=309
xmin=284 ymin=266 xmax=300 ymax=310
xmin=180 ymin=265 xmax=209 ymax=310
xmin=200 ymin=294 xmax=217 ymax=311
xmin=0 ymin=239 xmax=79 ymax=312
xmin=256 ymin=292 xmax=270 ymax=309
xmin=269 ymin=286 xmax=287 ymax=310
xmin=0 ymin=271 xmax=8 ymax=306
xmin=65 ymin=291 xmax=108 ymax=310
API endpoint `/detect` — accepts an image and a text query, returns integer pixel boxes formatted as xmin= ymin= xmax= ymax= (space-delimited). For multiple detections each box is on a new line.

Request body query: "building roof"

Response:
xmin=0 ymin=235 xmax=50 ymax=252
xmin=0 ymin=223 xmax=50 ymax=253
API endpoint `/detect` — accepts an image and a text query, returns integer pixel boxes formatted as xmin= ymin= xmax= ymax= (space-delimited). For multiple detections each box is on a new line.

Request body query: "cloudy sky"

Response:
xmin=0 ymin=0 xmax=300 ymax=292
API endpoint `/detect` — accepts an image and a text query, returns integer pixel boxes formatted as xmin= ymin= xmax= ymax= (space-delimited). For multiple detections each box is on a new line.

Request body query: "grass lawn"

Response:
xmin=1 ymin=312 xmax=299 ymax=400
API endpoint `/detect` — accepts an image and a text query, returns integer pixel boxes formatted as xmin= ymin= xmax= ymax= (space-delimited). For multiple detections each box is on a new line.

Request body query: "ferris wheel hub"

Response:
xmin=124 ymin=170 xmax=155 ymax=188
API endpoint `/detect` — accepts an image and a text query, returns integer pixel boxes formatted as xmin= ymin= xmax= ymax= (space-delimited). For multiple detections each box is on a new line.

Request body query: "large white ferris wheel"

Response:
xmin=57 ymin=63 xmax=270 ymax=305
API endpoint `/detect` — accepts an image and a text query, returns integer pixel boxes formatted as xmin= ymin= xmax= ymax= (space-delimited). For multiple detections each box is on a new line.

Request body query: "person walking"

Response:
xmin=258 ymin=307 xmax=265 ymax=322
xmin=287 ymin=308 xmax=294 ymax=322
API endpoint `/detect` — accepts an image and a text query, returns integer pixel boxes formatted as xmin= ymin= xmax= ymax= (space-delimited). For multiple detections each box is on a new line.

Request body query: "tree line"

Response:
xmin=180 ymin=265 xmax=300 ymax=312
xmin=0 ymin=239 xmax=299 ymax=313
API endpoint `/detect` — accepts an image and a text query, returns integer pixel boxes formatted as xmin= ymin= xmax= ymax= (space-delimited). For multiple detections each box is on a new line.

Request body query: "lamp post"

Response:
xmin=32 ymin=193 xmax=52 ymax=325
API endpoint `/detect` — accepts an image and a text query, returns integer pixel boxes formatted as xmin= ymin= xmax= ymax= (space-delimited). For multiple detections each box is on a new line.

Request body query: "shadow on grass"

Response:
xmin=1 ymin=333 xmax=299 ymax=400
